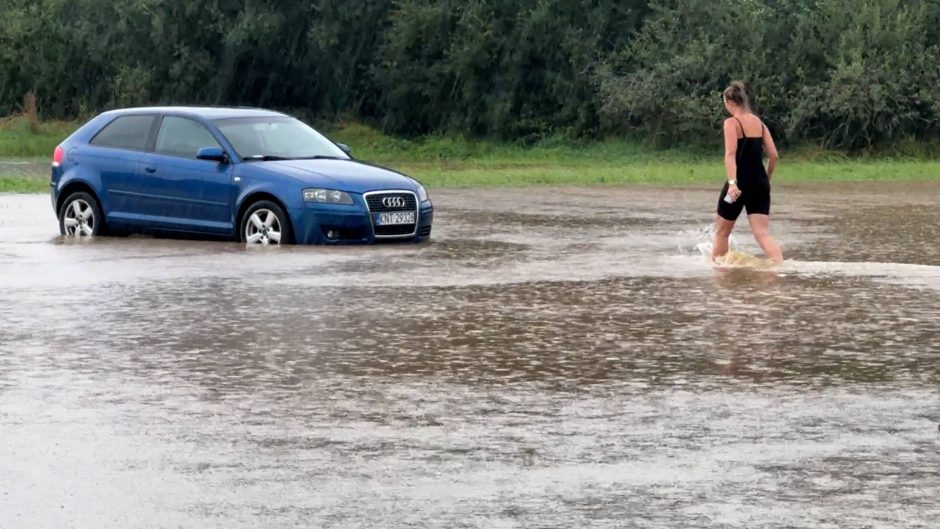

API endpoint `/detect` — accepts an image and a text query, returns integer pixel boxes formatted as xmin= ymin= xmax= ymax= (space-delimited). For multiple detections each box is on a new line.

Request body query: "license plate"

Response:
xmin=375 ymin=211 xmax=415 ymax=225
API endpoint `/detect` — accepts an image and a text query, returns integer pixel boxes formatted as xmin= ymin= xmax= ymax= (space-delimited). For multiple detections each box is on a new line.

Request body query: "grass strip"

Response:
xmin=2 ymin=119 xmax=937 ymax=193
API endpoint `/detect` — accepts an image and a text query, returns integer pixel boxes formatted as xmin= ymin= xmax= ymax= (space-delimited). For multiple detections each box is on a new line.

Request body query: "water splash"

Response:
xmin=676 ymin=224 xmax=740 ymax=259
xmin=712 ymin=250 xmax=776 ymax=269
xmin=676 ymin=224 xmax=779 ymax=269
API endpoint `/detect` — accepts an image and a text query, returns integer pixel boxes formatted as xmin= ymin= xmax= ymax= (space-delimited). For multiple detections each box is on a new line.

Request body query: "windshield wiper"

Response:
xmin=292 ymin=155 xmax=346 ymax=160
xmin=242 ymin=154 xmax=293 ymax=162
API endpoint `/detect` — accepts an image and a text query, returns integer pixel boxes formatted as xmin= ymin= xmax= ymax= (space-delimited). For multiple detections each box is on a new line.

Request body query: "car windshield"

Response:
xmin=213 ymin=116 xmax=349 ymax=161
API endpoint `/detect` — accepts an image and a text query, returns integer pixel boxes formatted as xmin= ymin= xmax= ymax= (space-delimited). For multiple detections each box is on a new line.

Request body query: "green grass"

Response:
xmin=0 ymin=175 xmax=49 ymax=193
xmin=2 ymin=117 xmax=939 ymax=193
xmin=0 ymin=116 xmax=77 ymax=158
xmin=326 ymin=122 xmax=940 ymax=187
xmin=393 ymin=160 xmax=940 ymax=188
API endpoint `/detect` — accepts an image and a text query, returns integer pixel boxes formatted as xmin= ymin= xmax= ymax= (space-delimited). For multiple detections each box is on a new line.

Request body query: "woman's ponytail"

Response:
xmin=723 ymin=81 xmax=750 ymax=110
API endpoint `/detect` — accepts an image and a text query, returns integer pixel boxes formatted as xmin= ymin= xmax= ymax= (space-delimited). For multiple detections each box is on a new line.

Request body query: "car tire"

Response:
xmin=59 ymin=191 xmax=105 ymax=238
xmin=240 ymin=200 xmax=294 ymax=245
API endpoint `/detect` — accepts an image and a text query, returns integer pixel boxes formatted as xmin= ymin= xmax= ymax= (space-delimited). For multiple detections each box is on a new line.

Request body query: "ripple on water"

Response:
xmin=1 ymin=186 xmax=939 ymax=528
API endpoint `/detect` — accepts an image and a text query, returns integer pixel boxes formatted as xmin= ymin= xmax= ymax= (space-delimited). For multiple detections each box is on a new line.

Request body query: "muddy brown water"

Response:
xmin=1 ymin=184 xmax=939 ymax=528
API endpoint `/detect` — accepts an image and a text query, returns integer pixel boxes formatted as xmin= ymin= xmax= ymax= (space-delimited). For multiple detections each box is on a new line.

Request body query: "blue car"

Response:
xmin=50 ymin=107 xmax=433 ymax=245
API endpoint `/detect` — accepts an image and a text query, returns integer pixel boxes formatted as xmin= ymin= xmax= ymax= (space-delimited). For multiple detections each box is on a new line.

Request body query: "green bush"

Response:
xmin=377 ymin=0 xmax=648 ymax=139
xmin=787 ymin=0 xmax=940 ymax=149
xmin=595 ymin=0 xmax=940 ymax=149
xmin=1 ymin=0 xmax=938 ymax=150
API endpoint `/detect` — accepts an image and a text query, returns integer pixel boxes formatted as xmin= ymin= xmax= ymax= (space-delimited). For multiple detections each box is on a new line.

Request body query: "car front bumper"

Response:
xmin=290 ymin=201 xmax=433 ymax=245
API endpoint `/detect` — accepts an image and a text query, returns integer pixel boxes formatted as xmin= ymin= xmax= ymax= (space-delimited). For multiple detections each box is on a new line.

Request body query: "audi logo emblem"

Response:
xmin=382 ymin=196 xmax=407 ymax=208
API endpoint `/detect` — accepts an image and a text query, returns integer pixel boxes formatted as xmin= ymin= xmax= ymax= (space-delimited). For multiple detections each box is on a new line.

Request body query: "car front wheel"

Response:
xmin=59 ymin=192 xmax=103 ymax=238
xmin=240 ymin=201 xmax=293 ymax=245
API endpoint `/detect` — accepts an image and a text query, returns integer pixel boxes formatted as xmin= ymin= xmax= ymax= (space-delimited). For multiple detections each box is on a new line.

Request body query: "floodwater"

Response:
xmin=1 ymin=183 xmax=938 ymax=528
xmin=0 ymin=159 xmax=44 ymax=178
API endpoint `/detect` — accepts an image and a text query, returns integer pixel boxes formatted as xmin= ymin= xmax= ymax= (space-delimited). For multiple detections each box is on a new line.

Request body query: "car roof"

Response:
xmin=100 ymin=106 xmax=287 ymax=120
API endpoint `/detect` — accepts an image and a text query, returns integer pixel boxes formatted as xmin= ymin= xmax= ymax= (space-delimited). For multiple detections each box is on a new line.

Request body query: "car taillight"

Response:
xmin=52 ymin=146 xmax=64 ymax=168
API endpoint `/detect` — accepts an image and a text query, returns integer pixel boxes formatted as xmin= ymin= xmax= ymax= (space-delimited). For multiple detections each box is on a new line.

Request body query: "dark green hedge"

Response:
xmin=1 ymin=0 xmax=937 ymax=149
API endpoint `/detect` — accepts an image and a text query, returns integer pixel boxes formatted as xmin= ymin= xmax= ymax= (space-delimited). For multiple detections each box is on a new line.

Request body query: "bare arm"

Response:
xmin=723 ymin=119 xmax=741 ymax=199
xmin=723 ymin=119 xmax=738 ymax=181
xmin=762 ymin=124 xmax=779 ymax=179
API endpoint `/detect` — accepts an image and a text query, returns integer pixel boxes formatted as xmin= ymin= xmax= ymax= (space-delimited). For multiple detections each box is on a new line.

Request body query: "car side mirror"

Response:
xmin=197 ymin=146 xmax=228 ymax=163
xmin=336 ymin=143 xmax=352 ymax=156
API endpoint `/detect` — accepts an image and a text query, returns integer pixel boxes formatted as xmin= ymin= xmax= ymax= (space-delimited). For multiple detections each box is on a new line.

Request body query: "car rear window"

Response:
xmin=90 ymin=115 xmax=155 ymax=151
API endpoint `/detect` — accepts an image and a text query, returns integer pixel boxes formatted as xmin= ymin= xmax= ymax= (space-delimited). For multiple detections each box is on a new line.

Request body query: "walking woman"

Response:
xmin=712 ymin=81 xmax=783 ymax=263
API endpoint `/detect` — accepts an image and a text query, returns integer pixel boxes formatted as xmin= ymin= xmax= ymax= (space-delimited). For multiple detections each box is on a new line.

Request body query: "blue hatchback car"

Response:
xmin=51 ymin=107 xmax=433 ymax=245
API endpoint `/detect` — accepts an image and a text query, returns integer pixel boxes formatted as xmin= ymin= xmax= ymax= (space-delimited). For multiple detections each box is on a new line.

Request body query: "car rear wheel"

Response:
xmin=240 ymin=201 xmax=293 ymax=245
xmin=59 ymin=192 xmax=103 ymax=238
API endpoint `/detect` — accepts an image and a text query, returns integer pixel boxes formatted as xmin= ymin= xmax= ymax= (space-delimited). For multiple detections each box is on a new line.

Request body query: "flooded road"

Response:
xmin=1 ymin=184 xmax=939 ymax=528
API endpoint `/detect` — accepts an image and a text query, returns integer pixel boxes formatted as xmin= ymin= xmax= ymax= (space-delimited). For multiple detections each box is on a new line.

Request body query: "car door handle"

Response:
xmin=144 ymin=166 xmax=157 ymax=174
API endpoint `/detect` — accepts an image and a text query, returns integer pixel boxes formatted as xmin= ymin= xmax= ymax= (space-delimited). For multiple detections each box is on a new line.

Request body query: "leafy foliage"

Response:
xmin=596 ymin=0 xmax=940 ymax=149
xmin=0 ymin=0 xmax=938 ymax=149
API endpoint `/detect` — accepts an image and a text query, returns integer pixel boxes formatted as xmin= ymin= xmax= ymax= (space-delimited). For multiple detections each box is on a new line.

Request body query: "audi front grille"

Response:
xmin=365 ymin=193 xmax=418 ymax=212
xmin=364 ymin=190 xmax=419 ymax=238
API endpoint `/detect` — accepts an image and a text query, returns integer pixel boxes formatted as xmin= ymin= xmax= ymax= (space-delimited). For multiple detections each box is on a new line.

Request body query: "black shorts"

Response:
xmin=716 ymin=180 xmax=771 ymax=221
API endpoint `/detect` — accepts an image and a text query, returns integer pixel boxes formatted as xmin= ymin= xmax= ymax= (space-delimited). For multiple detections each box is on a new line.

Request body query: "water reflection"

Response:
xmin=1 ymin=184 xmax=939 ymax=529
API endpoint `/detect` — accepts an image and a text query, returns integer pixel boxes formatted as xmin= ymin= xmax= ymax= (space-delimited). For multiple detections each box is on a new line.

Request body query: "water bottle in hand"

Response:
xmin=724 ymin=181 xmax=739 ymax=203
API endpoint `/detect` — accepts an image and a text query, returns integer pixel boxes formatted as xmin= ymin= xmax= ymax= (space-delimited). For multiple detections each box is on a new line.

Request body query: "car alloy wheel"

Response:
xmin=240 ymin=200 xmax=293 ymax=246
xmin=59 ymin=193 xmax=101 ymax=238
xmin=244 ymin=208 xmax=283 ymax=245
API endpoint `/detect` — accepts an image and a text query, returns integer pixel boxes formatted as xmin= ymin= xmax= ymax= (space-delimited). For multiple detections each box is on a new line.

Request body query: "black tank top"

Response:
xmin=733 ymin=116 xmax=769 ymax=188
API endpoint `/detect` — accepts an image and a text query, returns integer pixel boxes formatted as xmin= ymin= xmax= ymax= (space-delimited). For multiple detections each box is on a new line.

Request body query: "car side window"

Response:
xmin=89 ymin=115 xmax=155 ymax=151
xmin=155 ymin=116 xmax=221 ymax=159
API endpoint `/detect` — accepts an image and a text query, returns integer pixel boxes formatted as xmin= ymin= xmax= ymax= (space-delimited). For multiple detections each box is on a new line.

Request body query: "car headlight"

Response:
xmin=303 ymin=188 xmax=353 ymax=205
xmin=416 ymin=184 xmax=429 ymax=202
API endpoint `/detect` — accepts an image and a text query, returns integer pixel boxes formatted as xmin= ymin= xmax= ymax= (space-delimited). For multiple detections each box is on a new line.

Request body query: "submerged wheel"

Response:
xmin=59 ymin=192 xmax=102 ymax=238
xmin=240 ymin=201 xmax=293 ymax=245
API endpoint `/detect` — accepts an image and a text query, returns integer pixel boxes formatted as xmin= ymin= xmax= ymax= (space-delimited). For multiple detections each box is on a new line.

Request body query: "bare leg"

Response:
xmin=747 ymin=214 xmax=783 ymax=263
xmin=712 ymin=215 xmax=736 ymax=261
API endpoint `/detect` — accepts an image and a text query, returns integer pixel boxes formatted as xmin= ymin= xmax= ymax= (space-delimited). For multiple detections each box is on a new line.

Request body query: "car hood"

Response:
xmin=259 ymin=159 xmax=416 ymax=194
